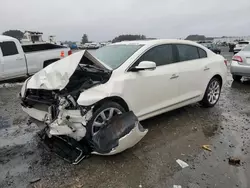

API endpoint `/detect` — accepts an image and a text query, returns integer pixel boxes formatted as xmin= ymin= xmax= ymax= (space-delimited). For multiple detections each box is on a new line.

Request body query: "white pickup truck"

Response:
xmin=0 ymin=35 xmax=71 ymax=81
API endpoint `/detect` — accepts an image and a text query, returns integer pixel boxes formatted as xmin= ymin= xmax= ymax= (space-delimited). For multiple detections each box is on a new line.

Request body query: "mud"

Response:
xmin=0 ymin=48 xmax=250 ymax=188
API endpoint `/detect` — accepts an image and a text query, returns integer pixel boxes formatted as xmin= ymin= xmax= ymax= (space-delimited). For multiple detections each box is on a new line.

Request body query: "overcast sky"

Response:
xmin=0 ymin=0 xmax=250 ymax=42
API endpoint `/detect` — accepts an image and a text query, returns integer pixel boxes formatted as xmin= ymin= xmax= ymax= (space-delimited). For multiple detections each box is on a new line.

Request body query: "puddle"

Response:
xmin=0 ymin=115 xmax=11 ymax=129
xmin=0 ymin=123 xmax=39 ymax=148
xmin=0 ymin=82 xmax=24 ymax=89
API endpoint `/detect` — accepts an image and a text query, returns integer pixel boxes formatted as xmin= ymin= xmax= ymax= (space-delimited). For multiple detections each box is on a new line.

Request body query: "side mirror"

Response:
xmin=130 ymin=61 xmax=156 ymax=72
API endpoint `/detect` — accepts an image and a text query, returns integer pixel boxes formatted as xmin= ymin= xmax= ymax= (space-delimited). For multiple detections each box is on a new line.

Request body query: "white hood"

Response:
xmin=26 ymin=50 xmax=111 ymax=90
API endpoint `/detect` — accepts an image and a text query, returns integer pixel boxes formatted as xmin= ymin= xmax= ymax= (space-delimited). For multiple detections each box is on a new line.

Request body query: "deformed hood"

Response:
xmin=26 ymin=50 xmax=111 ymax=90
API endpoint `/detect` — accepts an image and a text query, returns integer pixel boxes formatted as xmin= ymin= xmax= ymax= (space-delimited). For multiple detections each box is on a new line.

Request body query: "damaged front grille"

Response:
xmin=23 ymin=89 xmax=58 ymax=106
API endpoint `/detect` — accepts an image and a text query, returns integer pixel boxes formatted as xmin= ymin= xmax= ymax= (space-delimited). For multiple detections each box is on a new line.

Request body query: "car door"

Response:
xmin=174 ymin=44 xmax=209 ymax=102
xmin=0 ymin=41 xmax=26 ymax=79
xmin=122 ymin=44 xmax=180 ymax=119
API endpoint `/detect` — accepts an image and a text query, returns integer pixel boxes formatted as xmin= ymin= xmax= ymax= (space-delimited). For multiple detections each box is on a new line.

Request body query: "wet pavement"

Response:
xmin=0 ymin=47 xmax=250 ymax=188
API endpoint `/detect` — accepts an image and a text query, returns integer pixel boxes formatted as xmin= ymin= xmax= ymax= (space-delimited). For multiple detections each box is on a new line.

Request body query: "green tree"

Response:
xmin=2 ymin=30 xmax=24 ymax=41
xmin=112 ymin=34 xmax=146 ymax=43
xmin=81 ymin=34 xmax=89 ymax=44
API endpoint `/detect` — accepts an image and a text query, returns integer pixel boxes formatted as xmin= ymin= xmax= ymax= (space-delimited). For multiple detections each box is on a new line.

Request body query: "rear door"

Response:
xmin=0 ymin=41 xmax=26 ymax=79
xmin=174 ymin=44 xmax=209 ymax=101
xmin=123 ymin=44 xmax=180 ymax=118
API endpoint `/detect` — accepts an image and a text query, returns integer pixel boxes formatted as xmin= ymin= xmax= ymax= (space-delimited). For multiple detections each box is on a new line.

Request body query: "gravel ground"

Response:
xmin=0 ymin=47 xmax=250 ymax=188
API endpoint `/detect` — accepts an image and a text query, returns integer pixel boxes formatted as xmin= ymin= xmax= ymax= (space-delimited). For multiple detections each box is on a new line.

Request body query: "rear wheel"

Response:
xmin=86 ymin=102 xmax=126 ymax=138
xmin=232 ymin=75 xmax=242 ymax=82
xmin=200 ymin=77 xmax=222 ymax=107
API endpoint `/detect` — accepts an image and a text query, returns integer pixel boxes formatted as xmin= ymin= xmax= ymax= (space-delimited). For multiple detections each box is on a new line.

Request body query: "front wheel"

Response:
xmin=86 ymin=101 xmax=126 ymax=138
xmin=200 ymin=77 xmax=222 ymax=107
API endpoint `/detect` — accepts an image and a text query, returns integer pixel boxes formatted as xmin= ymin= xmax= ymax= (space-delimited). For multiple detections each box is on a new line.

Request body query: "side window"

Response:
xmin=136 ymin=44 xmax=174 ymax=66
xmin=176 ymin=44 xmax=199 ymax=62
xmin=198 ymin=48 xmax=207 ymax=58
xmin=0 ymin=41 xmax=18 ymax=56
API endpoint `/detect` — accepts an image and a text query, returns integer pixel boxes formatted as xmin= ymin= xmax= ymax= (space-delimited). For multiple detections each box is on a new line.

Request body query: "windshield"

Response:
xmin=242 ymin=44 xmax=250 ymax=51
xmin=92 ymin=44 xmax=143 ymax=69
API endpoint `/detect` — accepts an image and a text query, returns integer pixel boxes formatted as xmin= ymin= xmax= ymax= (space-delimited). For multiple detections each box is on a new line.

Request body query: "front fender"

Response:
xmin=77 ymin=84 xmax=124 ymax=106
xmin=77 ymin=87 xmax=110 ymax=106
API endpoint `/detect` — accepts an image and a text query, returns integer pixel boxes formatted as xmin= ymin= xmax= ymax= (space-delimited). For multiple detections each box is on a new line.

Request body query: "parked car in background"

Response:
xmin=234 ymin=41 xmax=249 ymax=54
xmin=69 ymin=43 xmax=78 ymax=50
xmin=202 ymin=43 xmax=221 ymax=54
xmin=83 ymin=42 xmax=100 ymax=49
xmin=20 ymin=39 xmax=227 ymax=148
xmin=0 ymin=35 xmax=71 ymax=81
xmin=229 ymin=42 xmax=236 ymax=52
xmin=231 ymin=44 xmax=250 ymax=81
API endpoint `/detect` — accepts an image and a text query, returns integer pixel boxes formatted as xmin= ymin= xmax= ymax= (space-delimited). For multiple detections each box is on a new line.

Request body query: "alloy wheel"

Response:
xmin=92 ymin=107 xmax=122 ymax=135
xmin=207 ymin=80 xmax=220 ymax=105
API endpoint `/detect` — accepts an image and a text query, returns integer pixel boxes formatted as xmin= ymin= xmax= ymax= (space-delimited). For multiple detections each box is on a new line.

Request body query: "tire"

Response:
xmin=232 ymin=75 xmax=242 ymax=82
xmin=200 ymin=77 xmax=222 ymax=108
xmin=86 ymin=101 xmax=126 ymax=138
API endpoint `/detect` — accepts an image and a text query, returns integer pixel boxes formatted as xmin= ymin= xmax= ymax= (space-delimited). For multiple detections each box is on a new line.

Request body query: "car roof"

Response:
xmin=0 ymin=35 xmax=17 ymax=42
xmin=111 ymin=39 xmax=203 ymax=47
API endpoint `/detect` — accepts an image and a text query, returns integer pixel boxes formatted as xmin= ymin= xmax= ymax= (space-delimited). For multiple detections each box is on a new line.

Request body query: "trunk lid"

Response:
xmin=237 ymin=51 xmax=250 ymax=65
xmin=26 ymin=50 xmax=111 ymax=90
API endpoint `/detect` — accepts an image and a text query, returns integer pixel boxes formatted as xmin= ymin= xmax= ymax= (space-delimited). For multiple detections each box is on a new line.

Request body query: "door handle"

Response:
xmin=204 ymin=66 xmax=210 ymax=71
xmin=170 ymin=74 xmax=179 ymax=79
xmin=16 ymin=57 xmax=24 ymax=60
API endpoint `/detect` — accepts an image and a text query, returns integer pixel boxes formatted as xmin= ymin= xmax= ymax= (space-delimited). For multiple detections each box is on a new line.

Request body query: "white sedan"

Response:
xmin=20 ymin=39 xmax=227 ymax=154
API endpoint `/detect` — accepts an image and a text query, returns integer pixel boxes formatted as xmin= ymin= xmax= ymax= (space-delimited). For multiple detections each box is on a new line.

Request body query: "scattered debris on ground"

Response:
xmin=176 ymin=159 xmax=189 ymax=168
xmin=228 ymin=157 xmax=241 ymax=166
xmin=202 ymin=145 xmax=212 ymax=152
xmin=29 ymin=178 xmax=41 ymax=184
xmin=173 ymin=185 xmax=182 ymax=188
xmin=0 ymin=82 xmax=24 ymax=88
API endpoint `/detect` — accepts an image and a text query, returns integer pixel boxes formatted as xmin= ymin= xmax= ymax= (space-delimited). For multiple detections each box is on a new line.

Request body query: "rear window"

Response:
xmin=198 ymin=48 xmax=207 ymax=58
xmin=22 ymin=43 xmax=66 ymax=53
xmin=176 ymin=44 xmax=200 ymax=62
xmin=0 ymin=41 xmax=18 ymax=56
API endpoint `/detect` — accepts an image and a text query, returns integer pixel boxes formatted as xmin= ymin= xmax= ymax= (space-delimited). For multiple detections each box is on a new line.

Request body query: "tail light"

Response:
xmin=60 ymin=51 xmax=65 ymax=58
xmin=224 ymin=60 xmax=228 ymax=66
xmin=68 ymin=50 xmax=72 ymax=56
xmin=232 ymin=55 xmax=243 ymax=63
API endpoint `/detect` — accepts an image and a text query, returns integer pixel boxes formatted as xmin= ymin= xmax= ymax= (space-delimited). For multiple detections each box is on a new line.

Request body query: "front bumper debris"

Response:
xmin=40 ymin=111 xmax=148 ymax=164
xmin=91 ymin=111 xmax=148 ymax=155
xmin=39 ymin=128 xmax=91 ymax=164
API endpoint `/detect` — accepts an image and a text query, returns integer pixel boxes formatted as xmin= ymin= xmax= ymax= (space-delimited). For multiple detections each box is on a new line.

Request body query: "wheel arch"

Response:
xmin=201 ymin=74 xmax=223 ymax=99
xmin=211 ymin=74 xmax=223 ymax=85
xmin=93 ymin=96 xmax=130 ymax=112
xmin=43 ymin=58 xmax=60 ymax=68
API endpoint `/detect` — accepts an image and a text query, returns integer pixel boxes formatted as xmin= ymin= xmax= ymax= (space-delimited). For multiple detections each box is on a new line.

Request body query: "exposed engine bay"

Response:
xmin=20 ymin=50 xmax=148 ymax=164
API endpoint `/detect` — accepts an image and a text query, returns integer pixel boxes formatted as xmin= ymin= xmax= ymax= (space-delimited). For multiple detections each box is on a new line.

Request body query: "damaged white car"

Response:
xmin=20 ymin=39 xmax=227 ymax=163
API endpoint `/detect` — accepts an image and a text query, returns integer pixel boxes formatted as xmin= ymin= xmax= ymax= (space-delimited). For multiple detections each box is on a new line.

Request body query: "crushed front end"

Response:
xmin=20 ymin=50 xmax=148 ymax=164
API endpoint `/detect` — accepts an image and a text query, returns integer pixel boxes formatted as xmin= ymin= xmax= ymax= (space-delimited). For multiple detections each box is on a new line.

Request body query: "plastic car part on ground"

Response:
xmin=40 ymin=111 xmax=148 ymax=164
xmin=91 ymin=111 xmax=148 ymax=155
xmin=202 ymin=145 xmax=212 ymax=152
xmin=176 ymin=159 xmax=189 ymax=168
